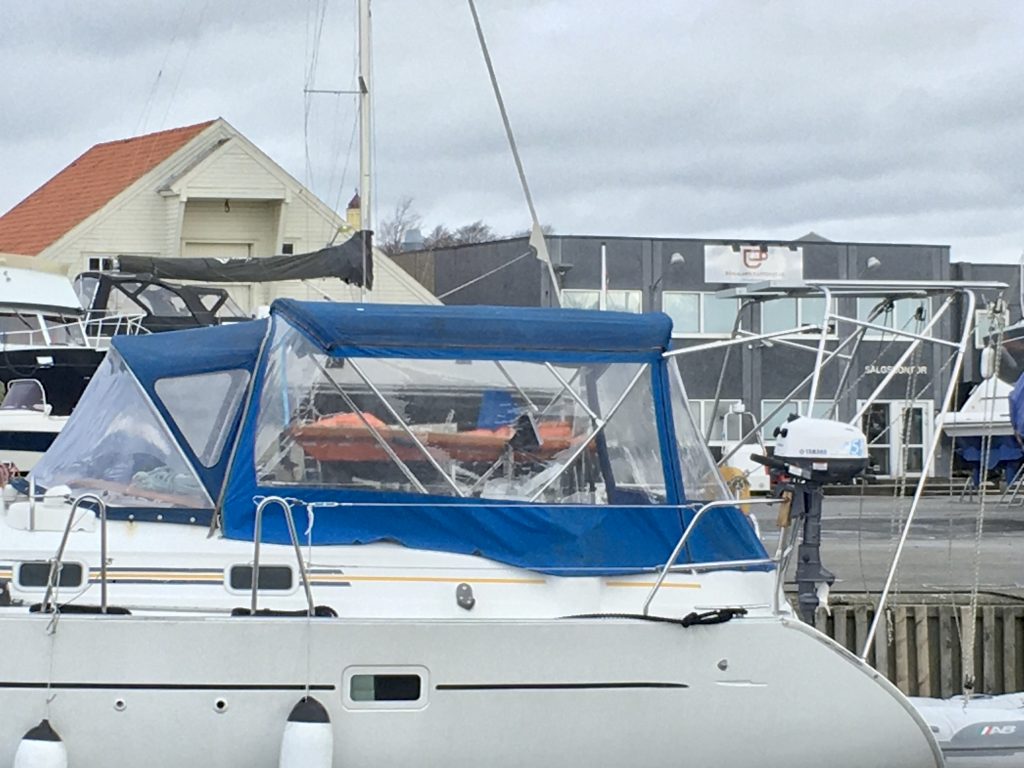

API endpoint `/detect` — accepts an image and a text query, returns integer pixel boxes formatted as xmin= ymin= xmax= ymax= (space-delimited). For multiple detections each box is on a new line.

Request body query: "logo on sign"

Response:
xmin=981 ymin=725 xmax=1016 ymax=736
xmin=742 ymin=247 xmax=768 ymax=270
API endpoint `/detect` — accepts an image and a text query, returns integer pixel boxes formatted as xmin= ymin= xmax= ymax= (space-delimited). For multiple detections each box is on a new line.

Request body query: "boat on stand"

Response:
xmin=0 ymin=300 xmax=941 ymax=767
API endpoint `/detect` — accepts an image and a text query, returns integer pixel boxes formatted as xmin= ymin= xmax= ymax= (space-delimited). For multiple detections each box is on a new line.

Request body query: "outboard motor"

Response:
xmin=752 ymin=416 xmax=869 ymax=623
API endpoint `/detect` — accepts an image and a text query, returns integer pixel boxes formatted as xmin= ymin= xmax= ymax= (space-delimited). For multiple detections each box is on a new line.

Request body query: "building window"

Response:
xmin=856 ymin=298 xmax=929 ymax=338
xmin=561 ymin=289 xmax=642 ymax=313
xmin=974 ymin=307 xmax=1009 ymax=349
xmin=281 ymin=243 xmax=295 ymax=255
xmin=663 ymin=292 xmax=738 ymax=336
xmin=761 ymin=296 xmax=832 ymax=335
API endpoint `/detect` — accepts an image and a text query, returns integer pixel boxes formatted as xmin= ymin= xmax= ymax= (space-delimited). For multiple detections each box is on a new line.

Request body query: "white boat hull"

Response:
xmin=0 ymin=612 xmax=941 ymax=768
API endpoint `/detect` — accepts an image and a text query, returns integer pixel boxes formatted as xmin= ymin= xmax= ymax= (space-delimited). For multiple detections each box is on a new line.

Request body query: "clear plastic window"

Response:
xmin=42 ymin=315 xmax=86 ymax=346
xmin=668 ymin=364 xmax=727 ymax=500
xmin=31 ymin=352 xmax=211 ymax=508
xmin=0 ymin=312 xmax=42 ymax=345
xmin=155 ymin=370 xmax=250 ymax=467
xmin=136 ymin=285 xmax=191 ymax=317
xmin=254 ymin=322 xmax=667 ymax=504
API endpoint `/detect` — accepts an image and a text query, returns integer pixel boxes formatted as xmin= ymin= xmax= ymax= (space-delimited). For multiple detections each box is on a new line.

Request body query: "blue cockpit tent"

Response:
xmin=30 ymin=301 xmax=767 ymax=575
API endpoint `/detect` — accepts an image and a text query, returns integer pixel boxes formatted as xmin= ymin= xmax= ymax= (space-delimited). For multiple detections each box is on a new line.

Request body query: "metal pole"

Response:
xmin=806 ymin=287 xmax=833 ymax=410
xmin=357 ymin=0 xmax=372 ymax=302
xmin=348 ymin=358 xmax=466 ymax=497
xmin=528 ymin=364 xmax=649 ymax=501
xmin=851 ymin=295 xmax=954 ymax=423
xmin=860 ymin=290 xmax=978 ymax=659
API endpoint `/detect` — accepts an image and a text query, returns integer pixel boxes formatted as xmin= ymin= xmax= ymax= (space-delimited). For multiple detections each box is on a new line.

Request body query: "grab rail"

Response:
xmin=43 ymin=493 xmax=107 ymax=613
xmin=251 ymin=496 xmax=315 ymax=615
xmin=641 ymin=496 xmax=786 ymax=616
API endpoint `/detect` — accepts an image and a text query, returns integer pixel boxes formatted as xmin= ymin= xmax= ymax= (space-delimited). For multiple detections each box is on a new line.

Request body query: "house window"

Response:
xmin=663 ymin=292 xmax=738 ymax=336
xmin=87 ymin=256 xmax=117 ymax=272
xmin=281 ymin=243 xmax=295 ymax=255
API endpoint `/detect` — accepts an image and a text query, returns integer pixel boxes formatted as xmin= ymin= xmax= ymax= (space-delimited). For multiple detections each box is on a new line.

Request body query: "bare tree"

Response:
xmin=377 ymin=195 xmax=551 ymax=252
xmin=377 ymin=197 xmax=422 ymax=257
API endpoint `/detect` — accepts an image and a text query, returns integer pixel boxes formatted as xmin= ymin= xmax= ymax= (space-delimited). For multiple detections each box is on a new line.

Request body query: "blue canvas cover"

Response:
xmin=218 ymin=301 xmax=768 ymax=575
xmin=272 ymin=299 xmax=673 ymax=361
xmin=1011 ymin=371 xmax=1024 ymax=439
xmin=110 ymin=319 xmax=268 ymax=499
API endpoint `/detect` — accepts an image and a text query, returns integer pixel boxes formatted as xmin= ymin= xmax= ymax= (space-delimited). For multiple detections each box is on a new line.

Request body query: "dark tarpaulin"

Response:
xmin=117 ymin=231 xmax=373 ymax=289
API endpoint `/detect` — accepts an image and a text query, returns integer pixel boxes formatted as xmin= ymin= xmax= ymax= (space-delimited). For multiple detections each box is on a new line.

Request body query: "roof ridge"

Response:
xmin=91 ymin=119 xmax=218 ymax=150
xmin=0 ymin=119 xmax=219 ymax=255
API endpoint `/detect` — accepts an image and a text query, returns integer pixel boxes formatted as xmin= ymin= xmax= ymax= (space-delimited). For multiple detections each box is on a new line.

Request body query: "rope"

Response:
xmin=962 ymin=301 xmax=1007 ymax=697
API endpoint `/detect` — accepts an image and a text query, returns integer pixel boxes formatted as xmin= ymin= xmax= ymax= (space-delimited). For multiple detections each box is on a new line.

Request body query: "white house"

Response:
xmin=0 ymin=118 xmax=437 ymax=310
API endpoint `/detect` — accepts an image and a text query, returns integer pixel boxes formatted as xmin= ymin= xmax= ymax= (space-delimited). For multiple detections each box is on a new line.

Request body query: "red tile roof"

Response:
xmin=0 ymin=120 xmax=216 ymax=256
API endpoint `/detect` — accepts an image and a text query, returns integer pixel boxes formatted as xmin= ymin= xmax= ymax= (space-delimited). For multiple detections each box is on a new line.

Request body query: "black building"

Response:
xmin=395 ymin=235 xmax=1019 ymax=479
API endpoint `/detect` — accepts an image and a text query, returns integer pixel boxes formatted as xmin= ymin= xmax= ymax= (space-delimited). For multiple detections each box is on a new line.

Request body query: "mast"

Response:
xmin=358 ymin=0 xmax=372 ymax=301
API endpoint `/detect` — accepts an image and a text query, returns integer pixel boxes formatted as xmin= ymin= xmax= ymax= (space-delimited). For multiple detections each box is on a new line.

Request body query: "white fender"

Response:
xmin=13 ymin=720 xmax=67 ymax=768
xmin=279 ymin=697 xmax=333 ymax=768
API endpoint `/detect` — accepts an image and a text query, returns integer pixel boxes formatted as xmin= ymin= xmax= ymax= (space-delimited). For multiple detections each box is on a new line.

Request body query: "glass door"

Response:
xmin=858 ymin=401 xmax=932 ymax=477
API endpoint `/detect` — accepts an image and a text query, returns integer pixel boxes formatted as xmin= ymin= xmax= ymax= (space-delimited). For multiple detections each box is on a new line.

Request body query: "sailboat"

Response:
xmin=0 ymin=299 xmax=941 ymax=766
xmin=0 ymin=3 xmax=956 ymax=766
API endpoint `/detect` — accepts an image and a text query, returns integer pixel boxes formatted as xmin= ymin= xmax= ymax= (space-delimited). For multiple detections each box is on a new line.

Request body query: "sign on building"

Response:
xmin=704 ymin=245 xmax=804 ymax=284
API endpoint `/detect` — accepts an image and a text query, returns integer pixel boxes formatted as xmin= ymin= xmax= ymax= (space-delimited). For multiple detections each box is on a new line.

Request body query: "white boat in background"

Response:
xmin=0 ymin=299 xmax=942 ymax=767
xmin=938 ymin=376 xmax=1014 ymax=438
xmin=0 ymin=380 xmax=67 ymax=471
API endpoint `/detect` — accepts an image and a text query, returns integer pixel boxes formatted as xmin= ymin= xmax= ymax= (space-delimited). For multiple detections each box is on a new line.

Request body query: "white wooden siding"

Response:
xmin=183 ymin=143 xmax=287 ymax=200
xmin=181 ymin=200 xmax=278 ymax=256
xmin=35 ymin=118 xmax=437 ymax=306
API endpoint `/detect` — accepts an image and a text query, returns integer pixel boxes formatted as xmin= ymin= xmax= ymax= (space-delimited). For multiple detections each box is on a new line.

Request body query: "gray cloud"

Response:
xmin=1 ymin=0 xmax=1021 ymax=263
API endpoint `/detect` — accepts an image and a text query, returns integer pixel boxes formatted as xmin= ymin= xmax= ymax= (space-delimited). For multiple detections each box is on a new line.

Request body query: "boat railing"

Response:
xmin=641 ymin=496 xmax=789 ymax=617
xmin=250 ymin=496 xmax=316 ymax=615
xmin=249 ymin=495 xmax=787 ymax=614
xmin=82 ymin=309 xmax=149 ymax=342
xmin=42 ymin=493 xmax=109 ymax=613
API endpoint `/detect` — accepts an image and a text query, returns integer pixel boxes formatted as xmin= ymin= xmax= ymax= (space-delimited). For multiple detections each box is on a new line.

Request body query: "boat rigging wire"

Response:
xmin=466 ymin=0 xmax=561 ymax=306
xmin=960 ymin=300 xmax=1007 ymax=698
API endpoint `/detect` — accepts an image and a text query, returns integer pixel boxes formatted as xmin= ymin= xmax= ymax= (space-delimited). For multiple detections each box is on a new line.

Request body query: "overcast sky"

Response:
xmin=1 ymin=1 xmax=1021 ymax=262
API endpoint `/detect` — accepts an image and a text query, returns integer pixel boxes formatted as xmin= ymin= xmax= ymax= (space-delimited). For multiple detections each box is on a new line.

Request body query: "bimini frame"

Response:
xmin=667 ymin=279 xmax=1008 ymax=655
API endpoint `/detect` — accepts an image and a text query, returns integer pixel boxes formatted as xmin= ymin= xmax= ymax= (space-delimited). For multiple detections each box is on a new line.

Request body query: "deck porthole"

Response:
xmin=214 ymin=698 xmax=228 ymax=713
xmin=16 ymin=561 xmax=85 ymax=590
xmin=227 ymin=565 xmax=294 ymax=592
xmin=114 ymin=698 xmax=127 ymax=711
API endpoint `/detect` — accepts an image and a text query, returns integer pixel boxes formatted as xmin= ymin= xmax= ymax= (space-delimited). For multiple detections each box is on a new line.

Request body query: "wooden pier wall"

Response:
xmin=813 ymin=595 xmax=1024 ymax=697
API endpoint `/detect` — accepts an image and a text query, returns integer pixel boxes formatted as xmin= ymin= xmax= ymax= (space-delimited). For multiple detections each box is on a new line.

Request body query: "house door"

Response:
xmin=858 ymin=400 xmax=932 ymax=477
xmin=182 ymin=241 xmax=254 ymax=314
